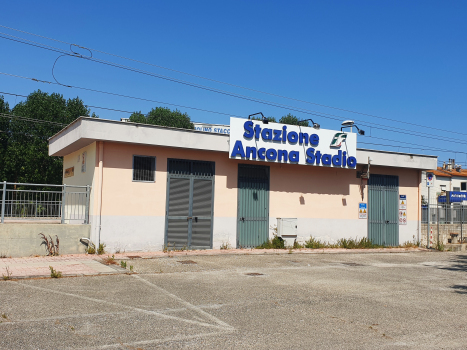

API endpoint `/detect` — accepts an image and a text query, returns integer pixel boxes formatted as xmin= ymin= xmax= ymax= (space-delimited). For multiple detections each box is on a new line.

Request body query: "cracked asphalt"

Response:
xmin=1 ymin=251 xmax=467 ymax=349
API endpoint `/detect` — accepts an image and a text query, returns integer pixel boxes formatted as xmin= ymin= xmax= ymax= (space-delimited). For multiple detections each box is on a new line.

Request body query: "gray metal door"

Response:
xmin=368 ymin=174 xmax=399 ymax=246
xmin=237 ymin=164 xmax=269 ymax=248
xmin=165 ymin=159 xmax=214 ymax=249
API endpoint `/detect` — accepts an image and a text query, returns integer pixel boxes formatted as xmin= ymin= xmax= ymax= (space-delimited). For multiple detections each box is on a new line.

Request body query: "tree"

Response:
xmin=129 ymin=107 xmax=194 ymax=129
xmin=279 ymin=113 xmax=309 ymax=126
xmin=0 ymin=90 xmax=94 ymax=185
xmin=251 ymin=116 xmax=277 ymax=123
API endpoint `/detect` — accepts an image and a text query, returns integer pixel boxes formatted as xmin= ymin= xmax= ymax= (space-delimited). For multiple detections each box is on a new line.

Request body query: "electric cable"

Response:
xmin=1 ymin=32 xmax=466 ymax=144
xmin=1 ymin=24 xmax=465 ymax=137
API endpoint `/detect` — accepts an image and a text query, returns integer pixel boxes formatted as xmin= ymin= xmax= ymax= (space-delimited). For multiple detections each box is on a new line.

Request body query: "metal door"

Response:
xmin=165 ymin=159 xmax=214 ymax=249
xmin=237 ymin=164 xmax=269 ymax=248
xmin=368 ymin=174 xmax=399 ymax=246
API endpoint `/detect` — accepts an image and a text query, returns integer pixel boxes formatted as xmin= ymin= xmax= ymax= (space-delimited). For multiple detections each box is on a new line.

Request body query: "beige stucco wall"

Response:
xmin=87 ymin=141 xmax=422 ymax=251
xmin=62 ymin=142 xmax=96 ymax=188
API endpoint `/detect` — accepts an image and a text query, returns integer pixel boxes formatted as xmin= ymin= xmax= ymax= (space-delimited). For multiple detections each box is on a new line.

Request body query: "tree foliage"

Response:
xmin=251 ymin=113 xmax=309 ymax=126
xmin=279 ymin=113 xmax=309 ymax=126
xmin=0 ymin=90 xmax=95 ymax=185
xmin=129 ymin=107 xmax=194 ymax=129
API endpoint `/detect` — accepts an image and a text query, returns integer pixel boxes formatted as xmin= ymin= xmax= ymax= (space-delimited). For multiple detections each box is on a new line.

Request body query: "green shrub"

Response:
xmin=85 ymin=242 xmax=96 ymax=255
xmin=304 ymin=236 xmax=327 ymax=249
xmin=97 ymin=243 xmax=106 ymax=255
xmin=256 ymin=235 xmax=285 ymax=249
xmin=49 ymin=266 xmax=62 ymax=278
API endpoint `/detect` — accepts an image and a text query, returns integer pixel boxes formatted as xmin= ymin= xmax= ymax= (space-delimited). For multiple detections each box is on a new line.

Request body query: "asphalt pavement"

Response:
xmin=1 ymin=251 xmax=467 ymax=349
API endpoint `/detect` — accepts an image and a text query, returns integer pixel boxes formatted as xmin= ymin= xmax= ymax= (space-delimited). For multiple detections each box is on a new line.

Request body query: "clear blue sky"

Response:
xmin=1 ymin=0 xmax=466 ymax=165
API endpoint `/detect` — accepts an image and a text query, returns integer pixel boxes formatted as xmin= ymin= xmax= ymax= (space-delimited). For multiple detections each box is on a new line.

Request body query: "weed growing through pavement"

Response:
xmin=129 ymin=265 xmax=134 ymax=272
xmin=49 ymin=266 xmax=62 ymax=278
xmin=97 ymin=243 xmax=106 ymax=255
xmin=102 ymin=255 xmax=118 ymax=265
xmin=0 ymin=252 xmax=9 ymax=259
xmin=256 ymin=235 xmax=285 ymax=249
xmin=120 ymin=261 xmax=127 ymax=269
xmin=38 ymin=233 xmax=60 ymax=256
xmin=85 ymin=242 xmax=96 ymax=254
xmin=257 ymin=236 xmax=386 ymax=250
xmin=400 ymin=241 xmax=419 ymax=248
xmin=1 ymin=313 xmax=7 ymax=319
xmin=2 ymin=267 xmax=12 ymax=280
xmin=436 ymin=241 xmax=445 ymax=251
xmin=220 ymin=242 xmax=231 ymax=250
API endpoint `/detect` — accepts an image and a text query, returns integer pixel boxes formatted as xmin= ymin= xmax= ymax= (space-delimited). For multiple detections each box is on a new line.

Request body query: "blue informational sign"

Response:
xmin=438 ymin=191 xmax=467 ymax=203
xmin=359 ymin=203 xmax=367 ymax=219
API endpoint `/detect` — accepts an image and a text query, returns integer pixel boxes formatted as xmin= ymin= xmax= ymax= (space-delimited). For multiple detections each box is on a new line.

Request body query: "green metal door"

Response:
xmin=237 ymin=164 xmax=269 ymax=248
xmin=368 ymin=174 xmax=399 ymax=246
xmin=165 ymin=159 xmax=214 ymax=249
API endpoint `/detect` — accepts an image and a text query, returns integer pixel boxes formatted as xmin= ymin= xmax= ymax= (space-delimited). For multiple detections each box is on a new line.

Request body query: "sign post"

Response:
xmin=426 ymin=172 xmax=434 ymax=248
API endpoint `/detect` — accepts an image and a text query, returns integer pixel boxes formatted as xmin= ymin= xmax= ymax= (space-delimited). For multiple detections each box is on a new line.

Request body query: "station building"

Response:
xmin=49 ymin=117 xmax=437 ymax=252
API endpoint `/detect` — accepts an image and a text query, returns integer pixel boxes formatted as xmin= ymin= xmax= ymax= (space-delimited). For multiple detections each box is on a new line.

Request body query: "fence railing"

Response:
xmin=0 ymin=182 xmax=90 ymax=224
xmin=421 ymin=203 xmax=466 ymax=245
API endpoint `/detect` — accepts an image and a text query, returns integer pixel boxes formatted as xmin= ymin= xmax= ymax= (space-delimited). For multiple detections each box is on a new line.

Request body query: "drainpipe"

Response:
xmin=97 ymin=141 xmax=104 ymax=247
xmin=417 ymin=170 xmax=421 ymax=245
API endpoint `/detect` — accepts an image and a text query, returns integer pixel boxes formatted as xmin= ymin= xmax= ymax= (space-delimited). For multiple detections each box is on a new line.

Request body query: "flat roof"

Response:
xmin=49 ymin=117 xmax=438 ymax=170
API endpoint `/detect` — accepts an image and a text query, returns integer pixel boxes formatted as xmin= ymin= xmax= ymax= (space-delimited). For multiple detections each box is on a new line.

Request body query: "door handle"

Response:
xmin=240 ymin=217 xmax=245 ymax=222
xmin=385 ymin=220 xmax=390 ymax=224
xmin=194 ymin=217 xmax=198 ymax=222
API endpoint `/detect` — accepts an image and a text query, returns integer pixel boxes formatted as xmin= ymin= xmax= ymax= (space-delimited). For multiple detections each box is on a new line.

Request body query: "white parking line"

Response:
xmin=13 ymin=281 xmax=228 ymax=330
xmin=132 ymin=274 xmax=234 ymax=330
xmin=78 ymin=330 xmax=233 ymax=350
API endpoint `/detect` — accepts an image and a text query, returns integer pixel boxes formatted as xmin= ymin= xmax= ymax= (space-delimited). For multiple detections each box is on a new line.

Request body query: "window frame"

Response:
xmin=461 ymin=182 xmax=466 ymax=191
xmin=132 ymin=155 xmax=156 ymax=183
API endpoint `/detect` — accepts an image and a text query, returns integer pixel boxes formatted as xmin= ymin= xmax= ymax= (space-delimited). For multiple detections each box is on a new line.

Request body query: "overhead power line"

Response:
xmin=3 ymin=68 xmax=467 ymax=159
xmin=1 ymin=89 xmax=466 ymax=162
xmin=1 ymin=24 xmax=465 ymax=138
xmin=1 ymin=92 xmax=466 ymax=160
xmin=1 ymin=31 xmax=467 ymax=145
xmin=0 ymin=112 xmax=67 ymax=126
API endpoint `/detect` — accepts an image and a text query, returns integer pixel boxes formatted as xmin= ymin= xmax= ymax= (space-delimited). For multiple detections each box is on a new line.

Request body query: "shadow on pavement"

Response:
xmin=451 ymin=285 xmax=467 ymax=294
xmin=439 ymin=254 xmax=467 ymax=272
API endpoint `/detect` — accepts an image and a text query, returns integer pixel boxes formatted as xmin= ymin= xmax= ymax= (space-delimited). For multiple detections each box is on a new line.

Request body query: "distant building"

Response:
xmin=422 ymin=159 xmax=467 ymax=203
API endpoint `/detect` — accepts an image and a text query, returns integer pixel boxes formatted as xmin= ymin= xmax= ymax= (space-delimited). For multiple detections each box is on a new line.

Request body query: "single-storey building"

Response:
xmin=49 ymin=117 xmax=437 ymax=252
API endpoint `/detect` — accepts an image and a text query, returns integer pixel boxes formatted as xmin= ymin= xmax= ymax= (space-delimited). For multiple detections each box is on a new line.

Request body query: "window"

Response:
xmin=133 ymin=156 xmax=156 ymax=182
xmin=462 ymin=182 xmax=466 ymax=191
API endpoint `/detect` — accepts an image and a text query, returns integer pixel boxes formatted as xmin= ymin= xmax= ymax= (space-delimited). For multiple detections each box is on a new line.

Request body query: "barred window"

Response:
xmin=133 ymin=156 xmax=156 ymax=182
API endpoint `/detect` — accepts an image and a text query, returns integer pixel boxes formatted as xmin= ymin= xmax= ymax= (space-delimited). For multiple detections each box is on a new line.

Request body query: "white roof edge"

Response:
xmin=48 ymin=117 xmax=438 ymax=170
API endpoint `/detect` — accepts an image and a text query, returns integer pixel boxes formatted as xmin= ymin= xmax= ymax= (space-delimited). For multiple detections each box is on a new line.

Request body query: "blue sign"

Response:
xmin=400 ymin=195 xmax=406 ymax=200
xmin=438 ymin=191 xmax=467 ymax=203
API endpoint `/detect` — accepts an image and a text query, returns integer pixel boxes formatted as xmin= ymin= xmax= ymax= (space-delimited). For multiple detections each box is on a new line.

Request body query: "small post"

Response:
xmin=61 ymin=184 xmax=66 ymax=224
xmin=85 ymin=185 xmax=90 ymax=224
xmin=461 ymin=205 xmax=464 ymax=244
xmin=427 ymin=186 xmax=430 ymax=248
xmin=437 ymin=205 xmax=440 ymax=247
xmin=1 ymin=181 xmax=6 ymax=223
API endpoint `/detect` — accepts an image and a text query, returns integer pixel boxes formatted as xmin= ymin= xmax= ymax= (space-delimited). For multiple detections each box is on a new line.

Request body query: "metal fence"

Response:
xmin=422 ymin=203 xmax=467 ymax=245
xmin=0 ymin=182 xmax=90 ymax=224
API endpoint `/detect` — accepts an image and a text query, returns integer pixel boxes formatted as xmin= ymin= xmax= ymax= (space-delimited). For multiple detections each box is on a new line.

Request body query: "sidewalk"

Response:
xmin=0 ymin=247 xmax=429 ymax=279
xmin=0 ymin=254 xmax=125 ymax=279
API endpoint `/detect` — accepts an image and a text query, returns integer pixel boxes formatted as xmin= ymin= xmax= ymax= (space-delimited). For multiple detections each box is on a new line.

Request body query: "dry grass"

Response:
xmin=38 ymin=233 xmax=60 ymax=256
xmin=102 ymin=255 xmax=118 ymax=265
